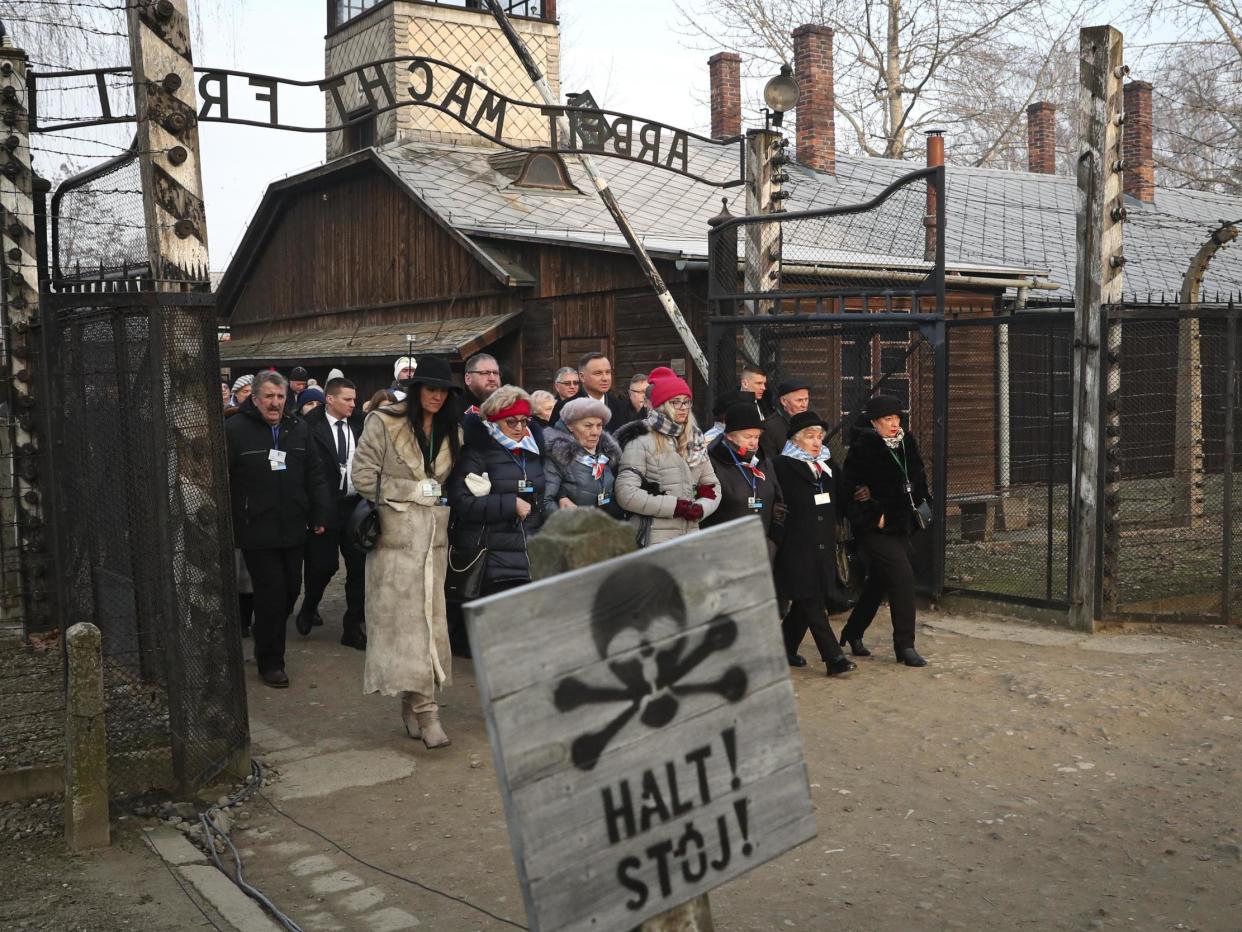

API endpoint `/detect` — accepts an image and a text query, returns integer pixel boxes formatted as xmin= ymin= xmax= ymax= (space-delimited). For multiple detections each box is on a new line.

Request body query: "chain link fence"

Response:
xmin=1100 ymin=302 xmax=1240 ymax=621
xmin=36 ymin=288 xmax=249 ymax=793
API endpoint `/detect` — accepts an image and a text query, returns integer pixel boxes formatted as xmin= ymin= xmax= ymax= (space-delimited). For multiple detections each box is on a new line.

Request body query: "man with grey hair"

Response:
xmin=226 ymin=370 xmax=331 ymax=688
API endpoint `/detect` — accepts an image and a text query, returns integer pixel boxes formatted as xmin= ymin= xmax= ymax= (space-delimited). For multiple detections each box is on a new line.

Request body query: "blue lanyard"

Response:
xmin=270 ymin=425 xmax=281 ymax=450
xmin=726 ymin=445 xmax=757 ymax=495
xmin=504 ymin=448 xmax=528 ymax=483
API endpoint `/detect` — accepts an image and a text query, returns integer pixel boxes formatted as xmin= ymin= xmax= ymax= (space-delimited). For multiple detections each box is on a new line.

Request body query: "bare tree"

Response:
xmin=676 ymin=0 xmax=1079 ymax=163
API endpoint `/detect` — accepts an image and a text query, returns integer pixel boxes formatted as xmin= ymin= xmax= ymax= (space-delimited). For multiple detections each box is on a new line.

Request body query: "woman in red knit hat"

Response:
xmin=614 ymin=371 xmax=720 ymax=547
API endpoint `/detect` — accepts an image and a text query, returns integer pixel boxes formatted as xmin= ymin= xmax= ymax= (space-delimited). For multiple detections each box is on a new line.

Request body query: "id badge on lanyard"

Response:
xmin=269 ymin=449 xmax=287 ymax=472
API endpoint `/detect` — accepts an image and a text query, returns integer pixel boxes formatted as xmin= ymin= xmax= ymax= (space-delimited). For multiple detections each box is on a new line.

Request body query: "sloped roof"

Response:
xmin=374 ymin=137 xmax=1242 ymax=298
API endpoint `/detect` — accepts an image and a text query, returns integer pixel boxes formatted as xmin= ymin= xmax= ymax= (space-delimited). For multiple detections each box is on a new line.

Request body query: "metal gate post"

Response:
xmin=931 ymin=318 xmax=949 ymax=596
xmin=1223 ymin=305 xmax=1236 ymax=626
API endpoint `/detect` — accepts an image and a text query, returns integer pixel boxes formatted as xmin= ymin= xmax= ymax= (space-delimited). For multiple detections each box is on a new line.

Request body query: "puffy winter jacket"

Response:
xmin=446 ymin=414 xmax=548 ymax=589
xmin=542 ymin=427 xmax=624 ymax=519
xmin=613 ymin=420 xmax=720 ymax=546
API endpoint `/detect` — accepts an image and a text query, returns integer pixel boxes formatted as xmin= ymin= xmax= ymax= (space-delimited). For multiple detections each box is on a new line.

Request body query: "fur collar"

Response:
xmin=614 ymin=418 xmax=650 ymax=449
xmin=543 ymin=427 xmax=621 ymax=468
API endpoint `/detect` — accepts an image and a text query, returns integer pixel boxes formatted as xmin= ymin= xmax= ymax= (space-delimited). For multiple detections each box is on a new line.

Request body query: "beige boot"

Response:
xmin=416 ymin=710 xmax=451 ymax=749
xmin=400 ymin=693 xmax=420 ymax=740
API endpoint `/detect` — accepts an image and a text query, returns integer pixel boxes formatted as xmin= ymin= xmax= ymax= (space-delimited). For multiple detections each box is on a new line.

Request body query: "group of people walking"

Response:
xmin=224 ymin=350 xmax=932 ymax=752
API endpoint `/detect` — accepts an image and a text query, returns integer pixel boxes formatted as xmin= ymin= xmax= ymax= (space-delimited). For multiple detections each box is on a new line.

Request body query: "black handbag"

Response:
xmin=346 ymin=431 xmax=384 ymax=552
xmin=912 ymin=499 xmax=933 ymax=532
xmin=445 ymin=524 xmax=488 ymax=602
xmin=835 ymin=522 xmax=863 ymax=592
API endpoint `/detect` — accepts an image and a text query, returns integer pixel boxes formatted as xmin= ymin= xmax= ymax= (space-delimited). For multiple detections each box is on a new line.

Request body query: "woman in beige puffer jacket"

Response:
xmin=614 ymin=373 xmax=720 ymax=547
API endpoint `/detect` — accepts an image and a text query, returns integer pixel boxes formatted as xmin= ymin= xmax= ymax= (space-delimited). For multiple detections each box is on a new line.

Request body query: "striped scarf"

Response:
xmin=781 ymin=440 xmax=833 ymax=477
xmin=484 ymin=419 xmax=540 ymax=455
xmin=647 ymin=408 xmax=707 ymax=466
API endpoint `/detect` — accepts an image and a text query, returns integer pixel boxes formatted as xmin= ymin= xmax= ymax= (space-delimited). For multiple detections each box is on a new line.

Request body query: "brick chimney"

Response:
xmin=792 ymin=24 xmax=835 ymax=174
xmin=925 ymin=130 xmax=944 ymax=260
xmin=1123 ymin=81 xmax=1155 ymax=203
xmin=708 ymin=52 xmax=742 ymax=140
xmin=1026 ymin=102 xmax=1056 ymax=174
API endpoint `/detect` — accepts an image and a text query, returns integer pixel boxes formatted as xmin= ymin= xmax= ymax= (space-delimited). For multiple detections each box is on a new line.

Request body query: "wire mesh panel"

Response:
xmin=36 ymin=289 xmax=248 ymax=792
xmin=1103 ymin=303 xmax=1239 ymax=621
xmin=942 ymin=313 xmax=1074 ymax=607
xmin=50 ymin=145 xmax=148 ymax=282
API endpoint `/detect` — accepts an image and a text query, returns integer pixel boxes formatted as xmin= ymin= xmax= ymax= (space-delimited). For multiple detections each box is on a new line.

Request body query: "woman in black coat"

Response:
xmin=772 ymin=411 xmax=856 ymax=676
xmin=700 ymin=402 xmax=781 ymax=556
xmin=839 ymin=395 xmax=930 ymax=667
xmin=446 ymin=385 xmax=548 ymax=596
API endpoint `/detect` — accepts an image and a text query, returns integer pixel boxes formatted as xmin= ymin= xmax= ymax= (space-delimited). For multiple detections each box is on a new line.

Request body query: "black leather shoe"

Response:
xmin=897 ymin=647 xmax=928 ymax=667
xmin=787 ymin=653 xmax=807 ymax=667
xmin=310 ymin=611 xmax=324 ymax=628
xmin=295 ymin=610 xmax=314 ymax=636
xmin=827 ymin=656 xmax=857 ymax=676
xmin=260 ymin=668 xmax=289 ymax=688
xmin=841 ymin=635 xmax=872 ymax=657
xmin=340 ymin=627 xmax=367 ymax=650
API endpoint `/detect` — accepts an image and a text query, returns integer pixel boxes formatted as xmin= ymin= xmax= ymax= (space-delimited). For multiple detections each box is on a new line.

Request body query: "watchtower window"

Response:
xmin=344 ymin=107 xmax=377 ymax=153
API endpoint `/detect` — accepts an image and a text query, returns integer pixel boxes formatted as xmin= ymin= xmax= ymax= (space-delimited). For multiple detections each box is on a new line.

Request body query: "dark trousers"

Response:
xmin=840 ymin=532 xmax=918 ymax=652
xmin=302 ymin=522 xmax=366 ymax=631
xmin=242 ymin=546 xmax=304 ymax=674
xmin=781 ymin=598 xmax=846 ymax=663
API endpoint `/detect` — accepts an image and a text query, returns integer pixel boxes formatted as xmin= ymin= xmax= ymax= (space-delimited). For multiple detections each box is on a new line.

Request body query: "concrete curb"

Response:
xmin=142 ymin=826 xmax=282 ymax=932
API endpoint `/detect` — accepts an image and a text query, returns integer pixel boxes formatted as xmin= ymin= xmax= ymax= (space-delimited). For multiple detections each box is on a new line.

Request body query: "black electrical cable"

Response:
xmin=254 ymin=785 xmax=529 ymax=930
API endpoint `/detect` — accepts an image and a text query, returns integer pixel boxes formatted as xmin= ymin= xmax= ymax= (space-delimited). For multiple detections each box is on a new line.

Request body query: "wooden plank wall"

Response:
xmin=229 ymin=170 xmax=503 ymax=330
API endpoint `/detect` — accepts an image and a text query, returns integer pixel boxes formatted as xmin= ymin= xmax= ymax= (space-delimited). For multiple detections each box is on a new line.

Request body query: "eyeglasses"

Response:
xmin=556 ymin=379 xmax=580 ymax=387
xmin=667 ymin=398 xmax=692 ymax=409
xmin=468 ymin=369 xmax=500 ymax=378
xmin=501 ymin=416 xmax=530 ymax=429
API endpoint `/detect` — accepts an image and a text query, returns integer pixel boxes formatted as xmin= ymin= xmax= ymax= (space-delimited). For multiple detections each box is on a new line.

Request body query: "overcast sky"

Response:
xmin=185 ymin=0 xmax=724 ymax=270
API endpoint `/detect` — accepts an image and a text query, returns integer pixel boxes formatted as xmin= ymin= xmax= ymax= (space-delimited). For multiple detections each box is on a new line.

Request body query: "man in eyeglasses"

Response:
xmin=461 ymin=352 xmax=502 ymax=420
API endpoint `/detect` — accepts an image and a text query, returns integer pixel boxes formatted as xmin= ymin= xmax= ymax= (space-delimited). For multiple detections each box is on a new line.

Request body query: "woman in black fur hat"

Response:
xmin=838 ymin=395 xmax=931 ymax=667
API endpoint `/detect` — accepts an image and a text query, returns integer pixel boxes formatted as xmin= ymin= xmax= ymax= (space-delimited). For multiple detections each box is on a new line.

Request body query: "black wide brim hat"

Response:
xmin=863 ymin=394 xmax=903 ymax=420
xmin=776 ymin=377 xmax=812 ymax=399
xmin=405 ymin=355 xmax=461 ymax=392
xmin=712 ymin=389 xmax=756 ymax=419
xmin=723 ymin=401 xmax=764 ymax=433
xmin=787 ymin=410 xmax=829 ymax=439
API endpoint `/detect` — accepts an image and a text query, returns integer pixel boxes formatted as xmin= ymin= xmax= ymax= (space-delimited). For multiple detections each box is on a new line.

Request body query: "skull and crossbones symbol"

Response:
xmin=554 ymin=564 xmax=748 ymax=771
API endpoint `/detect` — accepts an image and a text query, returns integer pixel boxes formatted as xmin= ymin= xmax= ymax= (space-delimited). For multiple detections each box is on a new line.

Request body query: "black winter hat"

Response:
xmin=406 ymin=355 xmax=460 ymax=392
xmin=787 ymin=410 xmax=829 ymax=439
xmin=863 ymin=394 xmax=903 ymax=420
xmin=711 ymin=389 xmax=755 ymax=419
xmin=723 ymin=402 xmax=764 ymax=433
xmin=290 ymin=366 xmax=310 ymax=381
xmin=776 ymin=378 xmax=811 ymax=398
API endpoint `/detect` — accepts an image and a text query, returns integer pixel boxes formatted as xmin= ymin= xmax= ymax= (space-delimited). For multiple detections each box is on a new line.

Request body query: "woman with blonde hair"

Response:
xmin=614 ymin=372 xmax=719 ymax=546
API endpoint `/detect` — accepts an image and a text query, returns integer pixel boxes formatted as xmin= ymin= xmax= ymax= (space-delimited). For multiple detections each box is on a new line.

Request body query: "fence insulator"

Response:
xmin=1114 ymin=64 xmax=1130 ymax=78
xmin=1111 ymin=206 xmax=1127 ymax=222
xmin=1109 ymin=255 xmax=1126 ymax=268
xmin=1111 ymin=159 xmax=1126 ymax=172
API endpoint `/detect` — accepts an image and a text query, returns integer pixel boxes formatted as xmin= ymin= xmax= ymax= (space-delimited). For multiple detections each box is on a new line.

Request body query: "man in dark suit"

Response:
xmin=575 ymin=351 xmax=639 ymax=430
xmin=296 ymin=377 xmax=367 ymax=649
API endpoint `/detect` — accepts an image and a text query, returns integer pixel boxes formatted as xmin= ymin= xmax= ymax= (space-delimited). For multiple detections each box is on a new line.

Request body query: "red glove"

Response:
xmin=695 ymin=483 xmax=717 ymax=501
xmin=674 ymin=499 xmax=704 ymax=521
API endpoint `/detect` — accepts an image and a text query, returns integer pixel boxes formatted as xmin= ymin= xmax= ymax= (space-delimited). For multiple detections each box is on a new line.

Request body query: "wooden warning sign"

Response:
xmin=464 ymin=517 xmax=817 ymax=932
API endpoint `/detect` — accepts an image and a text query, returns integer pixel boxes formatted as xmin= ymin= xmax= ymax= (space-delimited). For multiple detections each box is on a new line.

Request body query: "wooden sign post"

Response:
xmin=465 ymin=517 xmax=816 ymax=932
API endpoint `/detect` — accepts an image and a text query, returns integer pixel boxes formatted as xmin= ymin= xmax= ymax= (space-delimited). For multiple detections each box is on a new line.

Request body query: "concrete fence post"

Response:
xmin=64 ymin=622 xmax=110 ymax=850
xmin=526 ymin=508 xmax=716 ymax=931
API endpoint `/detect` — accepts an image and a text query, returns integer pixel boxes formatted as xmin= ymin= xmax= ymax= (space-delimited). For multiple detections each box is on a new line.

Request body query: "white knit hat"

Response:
xmin=393 ymin=356 xmax=417 ymax=380
xmin=328 ymin=368 xmax=344 ymax=382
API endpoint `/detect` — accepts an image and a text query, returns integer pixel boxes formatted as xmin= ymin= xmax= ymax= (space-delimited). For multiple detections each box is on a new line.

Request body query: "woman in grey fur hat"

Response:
xmin=542 ymin=397 xmax=623 ymax=518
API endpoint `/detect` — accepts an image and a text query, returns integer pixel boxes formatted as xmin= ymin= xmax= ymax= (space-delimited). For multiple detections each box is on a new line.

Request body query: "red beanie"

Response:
xmin=486 ymin=398 xmax=532 ymax=421
xmin=648 ymin=366 xmax=677 ymax=382
xmin=649 ymin=375 xmax=693 ymax=409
